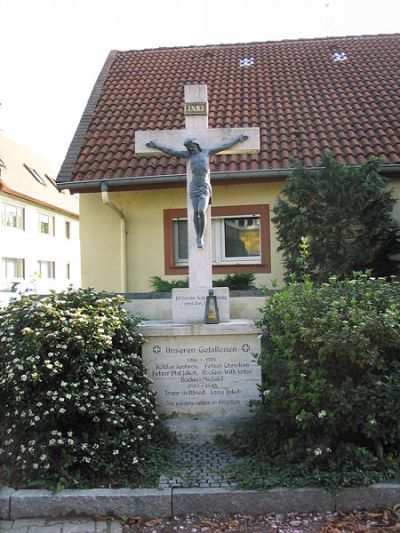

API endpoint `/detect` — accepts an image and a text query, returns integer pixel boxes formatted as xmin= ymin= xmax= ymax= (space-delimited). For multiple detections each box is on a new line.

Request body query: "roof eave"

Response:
xmin=57 ymin=164 xmax=400 ymax=193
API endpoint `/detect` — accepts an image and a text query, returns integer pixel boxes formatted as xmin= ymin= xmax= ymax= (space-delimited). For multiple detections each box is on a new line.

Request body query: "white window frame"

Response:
xmin=37 ymin=260 xmax=56 ymax=279
xmin=3 ymin=257 xmax=25 ymax=280
xmin=1 ymin=202 xmax=24 ymax=230
xmin=39 ymin=213 xmax=55 ymax=236
xmin=173 ymin=214 xmax=262 ymax=266
xmin=66 ymin=262 xmax=71 ymax=280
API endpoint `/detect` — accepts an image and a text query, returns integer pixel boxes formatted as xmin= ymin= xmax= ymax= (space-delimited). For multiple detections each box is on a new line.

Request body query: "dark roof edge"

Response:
xmin=56 ymin=50 xmax=118 ymax=185
xmin=57 ymin=164 xmax=400 ymax=192
xmin=119 ymin=32 xmax=400 ymax=54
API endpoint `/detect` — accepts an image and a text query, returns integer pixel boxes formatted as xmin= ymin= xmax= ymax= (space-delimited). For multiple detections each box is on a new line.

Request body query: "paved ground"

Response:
xmin=158 ymin=442 xmax=241 ymax=489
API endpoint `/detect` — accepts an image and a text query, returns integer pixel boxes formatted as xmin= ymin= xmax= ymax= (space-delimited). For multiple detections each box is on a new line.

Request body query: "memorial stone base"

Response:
xmin=172 ymin=287 xmax=229 ymax=324
xmin=138 ymin=319 xmax=261 ymax=442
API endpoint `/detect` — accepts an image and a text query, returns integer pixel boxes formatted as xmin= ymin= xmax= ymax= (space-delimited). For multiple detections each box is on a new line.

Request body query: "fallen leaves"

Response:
xmin=321 ymin=505 xmax=400 ymax=532
xmin=113 ymin=505 xmax=400 ymax=532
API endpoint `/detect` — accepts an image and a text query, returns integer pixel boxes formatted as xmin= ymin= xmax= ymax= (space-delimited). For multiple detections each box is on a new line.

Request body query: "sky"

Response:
xmin=0 ymin=0 xmax=399 ymax=173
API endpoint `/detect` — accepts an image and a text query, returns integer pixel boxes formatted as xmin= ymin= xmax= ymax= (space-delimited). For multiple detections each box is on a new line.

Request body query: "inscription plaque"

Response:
xmin=141 ymin=332 xmax=261 ymax=418
xmin=184 ymin=101 xmax=208 ymax=116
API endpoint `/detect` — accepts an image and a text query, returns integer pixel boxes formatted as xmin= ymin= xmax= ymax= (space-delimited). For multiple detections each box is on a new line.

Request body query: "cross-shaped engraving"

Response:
xmin=135 ymin=85 xmax=260 ymax=289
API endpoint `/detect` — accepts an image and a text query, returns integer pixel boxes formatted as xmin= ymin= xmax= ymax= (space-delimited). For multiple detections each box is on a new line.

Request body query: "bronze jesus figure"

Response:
xmin=146 ymin=134 xmax=248 ymax=248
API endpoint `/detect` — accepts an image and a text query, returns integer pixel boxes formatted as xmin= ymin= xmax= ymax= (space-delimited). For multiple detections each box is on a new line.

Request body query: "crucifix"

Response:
xmin=135 ymin=84 xmax=260 ymax=290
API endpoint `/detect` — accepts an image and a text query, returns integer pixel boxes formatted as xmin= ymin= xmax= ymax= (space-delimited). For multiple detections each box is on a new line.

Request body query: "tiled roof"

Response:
xmin=1 ymin=133 xmax=79 ymax=216
xmin=58 ymin=34 xmax=400 ymax=188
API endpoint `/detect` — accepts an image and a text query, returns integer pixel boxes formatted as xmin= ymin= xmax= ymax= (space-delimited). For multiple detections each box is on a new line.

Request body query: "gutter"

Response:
xmin=57 ymin=164 xmax=400 ymax=192
xmin=100 ymin=183 xmax=127 ymax=293
xmin=0 ymin=179 xmax=79 ymax=219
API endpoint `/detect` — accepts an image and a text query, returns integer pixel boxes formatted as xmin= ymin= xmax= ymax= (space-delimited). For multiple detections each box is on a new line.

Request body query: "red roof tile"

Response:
xmin=58 ymin=34 xmax=400 ymax=188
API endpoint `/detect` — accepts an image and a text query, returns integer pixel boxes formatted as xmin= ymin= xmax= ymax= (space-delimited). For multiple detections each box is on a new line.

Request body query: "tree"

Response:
xmin=272 ymin=154 xmax=400 ymax=282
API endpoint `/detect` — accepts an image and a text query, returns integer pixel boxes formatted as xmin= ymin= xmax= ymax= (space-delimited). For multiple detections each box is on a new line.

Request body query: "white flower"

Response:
xmin=113 ymin=449 xmax=119 ymax=455
xmin=314 ymin=448 xmax=322 ymax=456
xmin=33 ymin=463 xmax=39 ymax=469
xmin=318 ymin=410 xmax=327 ymax=419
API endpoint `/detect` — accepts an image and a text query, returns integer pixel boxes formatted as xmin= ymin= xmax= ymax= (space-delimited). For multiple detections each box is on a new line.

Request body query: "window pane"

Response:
xmin=3 ymin=204 xmax=24 ymax=229
xmin=224 ymin=217 xmax=260 ymax=258
xmin=38 ymin=260 xmax=55 ymax=279
xmin=174 ymin=219 xmax=188 ymax=261
xmin=3 ymin=258 xmax=24 ymax=279
xmin=39 ymin=214 xmax=54 ymax=235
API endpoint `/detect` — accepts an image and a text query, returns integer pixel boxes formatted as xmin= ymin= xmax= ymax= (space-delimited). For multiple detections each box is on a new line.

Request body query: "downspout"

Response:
xmin=101 ymin=183 xmax=127 ymax=293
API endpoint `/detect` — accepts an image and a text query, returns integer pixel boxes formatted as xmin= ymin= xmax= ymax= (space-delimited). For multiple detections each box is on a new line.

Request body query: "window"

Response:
xmin=173 ymin=216 xmax=261 ymax=264
xmin=3 ymin=257 xmax=24 ymax=280
xmin=1 ymin=203 xmax=24 ymax=229
xmin=24 ymin=164 xmax=46 ymax=185
xmin=37 ymin=260 xmax=55 ymax=279
xmin=65 ymin=221 xmax=71 ymax=239
xmin=39 ymin=213 xmax=55 ymax=235
xmin=45 ymin=174 xmax=58 ymax=189
xmin=164 ymin=204 xmax=271 ymax=275
xmin=66 ymin=262 xmax=71 ymax=280
xmin=0 ymin=158 xmax=6 ymax=176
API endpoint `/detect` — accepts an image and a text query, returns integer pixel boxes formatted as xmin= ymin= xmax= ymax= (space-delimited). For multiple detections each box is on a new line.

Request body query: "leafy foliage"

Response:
xmin=149 ymin=276 xmax=189 ymax=291
xmin=150 ymin=272 xmax=257 ymax=292
xmin=231 ymin=274 xmax=400 ymax=490
xmin=213 ymin=272 xmax=257 ymax=290
xmin=0 ymin=288 xmax=170 ymax=489
xmin=272 ymin=154 xmax=400 ymax=282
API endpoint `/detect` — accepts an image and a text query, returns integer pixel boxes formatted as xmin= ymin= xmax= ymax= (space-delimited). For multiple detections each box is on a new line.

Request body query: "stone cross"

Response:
xmin=135 ymin=84 xmax=260 ymax=289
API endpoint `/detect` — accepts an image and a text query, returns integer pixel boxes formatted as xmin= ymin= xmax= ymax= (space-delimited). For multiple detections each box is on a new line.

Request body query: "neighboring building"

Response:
xmin=0 ymin=133 xmax=80 ymax=298
xmin=57 ymin=34 xmax=400 ymax=292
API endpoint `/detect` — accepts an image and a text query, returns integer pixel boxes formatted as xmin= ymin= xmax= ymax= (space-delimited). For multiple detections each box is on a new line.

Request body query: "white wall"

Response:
xmin=0 ymin=193 xmax=80 ymax=293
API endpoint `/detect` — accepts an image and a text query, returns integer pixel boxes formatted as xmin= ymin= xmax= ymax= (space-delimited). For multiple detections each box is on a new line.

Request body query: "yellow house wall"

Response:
xmin=80 ymin=181 xmax=285 ymax=292
xmin=80 ymin=177 xmax=400 ymax=293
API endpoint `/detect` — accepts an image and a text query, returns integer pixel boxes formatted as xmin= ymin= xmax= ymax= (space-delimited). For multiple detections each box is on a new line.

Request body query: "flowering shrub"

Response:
xmin=232 ymin=274 xmax=400 ymax=489
xmin=0 ymin=289 xmax=164 ymax=488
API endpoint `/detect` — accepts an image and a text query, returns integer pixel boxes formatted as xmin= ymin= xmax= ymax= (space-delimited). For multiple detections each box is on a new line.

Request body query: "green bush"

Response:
xmin=272 ymin=154 xmax=400 ymax=282
xmin=0 ymin=289 xmax=168 ymax=489
xmin=232 ymin=274 xmax=400 ymax=489
xmin=149 ymin=276 xmax=189 ymax=291
xmin=213 ymin=272 xmax=257 ymax=290
xmin=149 ymin=272 xmax=257 ymax=292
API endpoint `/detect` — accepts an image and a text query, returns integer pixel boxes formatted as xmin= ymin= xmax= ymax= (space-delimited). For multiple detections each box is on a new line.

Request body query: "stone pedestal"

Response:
xmin=138 ymin=320 xmax=261 ymax=441
xmin=172 ymin=287 xmax=229 ymax=324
